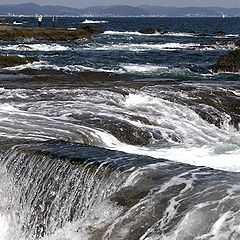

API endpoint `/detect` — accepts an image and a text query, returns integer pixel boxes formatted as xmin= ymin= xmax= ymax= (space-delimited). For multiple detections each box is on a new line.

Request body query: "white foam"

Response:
xmin=103 ymin=30 xmax=145 ymax=36
xmin=200 ymin=44 xmax=237 ymax=51
xmin=82 ymin=19 xmax=108 ymax=24
xmin=214 ymin=34 xmax=240 ymax=38
xmin=0 ymin=43 xmax=70 ymax=52
xmin=41 ymin=201 xmax=122 ymax=240
xmin=93 ymin=42 xmax=200 ymax=52
xmin=0 ymin=215 xmax=9 ymax=240
xmin=13 ymin=21 xmax=23 ymax=25
xmin=166 ymin=32 xmax=197 ymax=37
xmin=100 ymin=93 xmax=240 ymax=172
xmin=103 ymin=31 xmax=197 ymax=37
xmin=0 ymin=167 xmax=24 ymax=240
xmin=121 ymin=64 xmax=168 ymax=73
xmin=230 ymin=90 xmax=240 ymax=96
xmin=1 ymin=89 xmax=240 ymax=172
xmin=4 ymin=61 xmax=122 ymax=74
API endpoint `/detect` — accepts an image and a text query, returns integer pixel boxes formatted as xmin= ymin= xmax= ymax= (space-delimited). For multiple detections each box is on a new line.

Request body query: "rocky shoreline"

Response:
xmin=212 ymin=49 xmax=240 ymax=72
xmin=0 ymin=55 xmax=38 ymax=68
xmin=0 ymin=25 xmax=104 ymax=41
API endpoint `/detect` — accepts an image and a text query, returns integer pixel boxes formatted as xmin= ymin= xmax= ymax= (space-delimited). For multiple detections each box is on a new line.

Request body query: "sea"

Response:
xmin=0 ymin=17 xmax=240 ymax=240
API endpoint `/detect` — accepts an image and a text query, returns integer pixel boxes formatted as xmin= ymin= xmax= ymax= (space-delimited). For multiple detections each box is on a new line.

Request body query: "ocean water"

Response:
xmin=0 ymin=17 xmax=240 ymax=240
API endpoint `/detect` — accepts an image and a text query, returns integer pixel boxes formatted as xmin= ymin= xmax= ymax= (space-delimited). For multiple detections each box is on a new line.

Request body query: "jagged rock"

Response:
xmin=139 ymin=28 xmax=168 ymax=35
xmin=212 ymin=49 xmax=240 ymax=72
xmin=0 ymin=55 xmax=37 ymax=68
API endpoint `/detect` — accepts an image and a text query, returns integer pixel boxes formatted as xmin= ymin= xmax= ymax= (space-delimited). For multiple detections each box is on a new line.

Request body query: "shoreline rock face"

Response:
xmin=0 ymin=25 xmax=104 ymax=41
xmin=212 ymin=49 xmax=240 ymax=72
xmin=139 ymin=28 xmax=168 ymax=35
xmin=0 ymin=55 xmax=37 ymax=68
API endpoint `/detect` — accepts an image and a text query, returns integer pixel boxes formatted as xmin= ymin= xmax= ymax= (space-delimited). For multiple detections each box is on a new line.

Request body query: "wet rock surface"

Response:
xmin=0 ymin=25 xmax=104 ymax=41
xmin=70 ymin=114 xmax=153 ymax=146
xmin=212 ymin=49 xmax=240 ymax=72
xmin=139 ymin=28 xmax=168 ymax=34
xmin=0 ymin=55 xmax=37 ymax=68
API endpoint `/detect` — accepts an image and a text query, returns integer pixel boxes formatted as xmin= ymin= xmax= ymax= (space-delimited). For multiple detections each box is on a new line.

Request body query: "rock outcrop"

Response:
xmin=214 ymin=31 xmax=226 ymax=36
xmin=0 ymin=55 xmax=37 ymax=68
xmin=212 ymin=49 xmax=240 ymax=72
xmin=0 ymin=25 xmax=104 ymax=41
xmin=139 ymin=28 xmax=168 ymax=35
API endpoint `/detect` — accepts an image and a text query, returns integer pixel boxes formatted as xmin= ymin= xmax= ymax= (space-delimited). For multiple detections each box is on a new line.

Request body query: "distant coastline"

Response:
xmin=0 ymin=3 xmax=240 ymax=17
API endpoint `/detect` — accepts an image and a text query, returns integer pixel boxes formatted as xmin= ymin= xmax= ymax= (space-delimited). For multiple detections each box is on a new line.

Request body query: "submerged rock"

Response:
xmin=212 ymin=49 xmax=240 ymax=72
xmin=0 ymin=26 xmax=104 ymax=41
xmin=0 ymin=55 xmax=37 ymax=68
xmin=139 ymin=28 xmax=168 ymax=35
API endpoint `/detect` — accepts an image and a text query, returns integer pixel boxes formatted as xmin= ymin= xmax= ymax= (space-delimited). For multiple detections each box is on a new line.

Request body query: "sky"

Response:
xmin=0 ymin=0 xmax=240 ymax=8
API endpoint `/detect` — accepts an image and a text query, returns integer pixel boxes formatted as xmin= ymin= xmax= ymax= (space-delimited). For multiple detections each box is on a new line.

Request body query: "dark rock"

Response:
xmin=69 ymin=113 xmax=152 ymax=146
xmin=214 ymin=31 xmax=226 ymax=36
xmin=0 ymin=26 xmax=104 ymax=41
xmin=139 ymin=28 xmax=168 ymax=35
xmin=80 ymin=25 xmax=104 ymax=34
xmin=235 ymin=40 xmax=240 ymax=48
xmin=212 ymin=49 xmax=240 ymax=72
xmin=0 ymin=55 xmax=38 ymax=68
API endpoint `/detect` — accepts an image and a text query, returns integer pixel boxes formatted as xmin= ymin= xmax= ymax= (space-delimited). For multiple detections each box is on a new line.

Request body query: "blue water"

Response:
xmin=1 ymin=17 xmax=240 ymax=81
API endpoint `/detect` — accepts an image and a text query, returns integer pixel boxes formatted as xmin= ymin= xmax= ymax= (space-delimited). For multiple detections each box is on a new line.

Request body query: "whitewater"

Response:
xmin=0 ymin=16 xmax=239 ymax=240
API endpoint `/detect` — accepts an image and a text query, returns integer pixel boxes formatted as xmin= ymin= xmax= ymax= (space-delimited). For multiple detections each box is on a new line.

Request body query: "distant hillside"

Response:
xmin=141 ymin=5 xmax=240 ymax=17
xmin=0 ymin=2 xmax=240 ymax=17
xmin=0 ymin=3 xmax=81 ymax=16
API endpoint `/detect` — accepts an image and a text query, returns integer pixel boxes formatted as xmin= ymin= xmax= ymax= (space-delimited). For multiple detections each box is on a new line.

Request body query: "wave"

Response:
xmin=119 ymin=63 xmax=195 ymax=76
xmin=0 ymin=41 xmax=235 ymax=54
xmin=3 ymin=61 xmax=121 ymax=74
xmin=166 ymin=32 xmax=197 ymax=37
xmin=0 ymin=43 xmax=70 ymax=52
xmin=2 ymin=61 xmax=200 ymax=77
xmin=2 ymin=141 xmax=240 ymax=239
xmin=4 ymin=60 xmax=239 ymax=79
xmin=92 ymin=42 xmax=201 ymax=52
xmin=214 ymin=34 xmax=240 ymax=39
xmin=103 ymin=31 xmax=197 ymax=37
xmin=103 ymin=30 xmax=146 ymax=36
xmin=82 ymin=19 xmax=108 ymax=24
xmin=85 ymin=42 xmax=236 ymax=52
xmin=0 ymin=61 xmax=216 ymax=78
xmin=0 ymin=86 xmax=240 ymax=172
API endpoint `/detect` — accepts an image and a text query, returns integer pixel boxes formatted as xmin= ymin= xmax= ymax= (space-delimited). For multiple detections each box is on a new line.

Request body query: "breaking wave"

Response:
xmin=103 ymin=31 xmax=197 ymax=37
xmin=0 ymin=43 xmax=70 ymax=52
xmin=82 ymin=19 xmax=108 ymax=24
